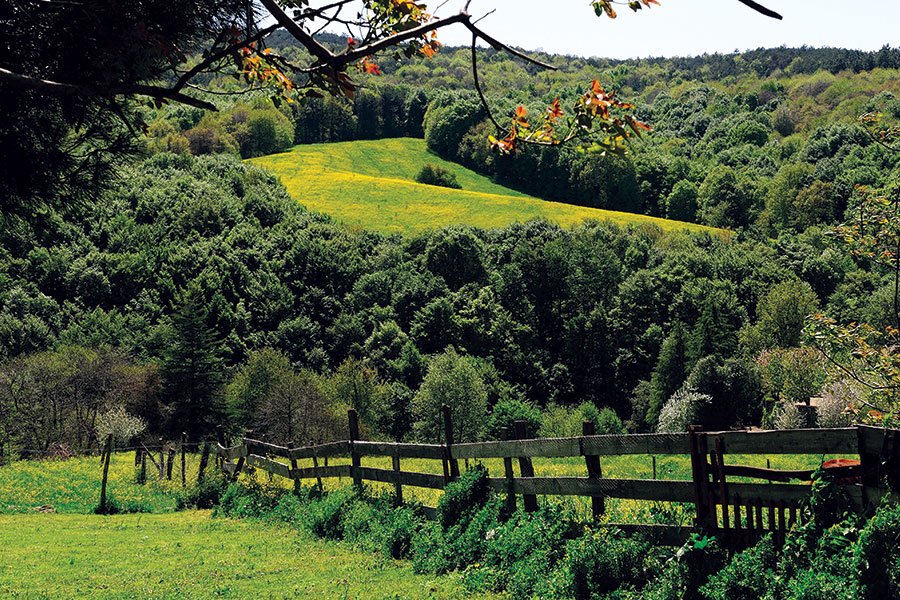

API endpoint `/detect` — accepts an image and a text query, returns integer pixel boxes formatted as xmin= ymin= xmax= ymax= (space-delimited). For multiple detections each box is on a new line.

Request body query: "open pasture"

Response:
xmin=249 ymin=138 xmax=720 ymax=236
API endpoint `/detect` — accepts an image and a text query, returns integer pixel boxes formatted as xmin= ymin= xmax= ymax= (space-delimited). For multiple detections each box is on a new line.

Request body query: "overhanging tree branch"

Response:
xmin=0 ymin=67 xmax=217 ymax=111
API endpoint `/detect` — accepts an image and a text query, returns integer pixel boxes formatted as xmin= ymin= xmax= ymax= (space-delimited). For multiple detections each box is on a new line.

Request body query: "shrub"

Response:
xmin=375 ymin=506 xmax=421 ymax=560
xmin=302 ymin=486 xmax=358 ymax=540
xmin=437 ymin=464 xmax=491 ymax=531
xmin=216 ymin=472 xmax=286 ymax=518
xmin=657 ymin=386 xmax=711 ymax=433
xmin=94 ymin=494 xmax=151 ymax=515
xmin=596 ymin=406 xmax=627 ymax=434
xmin=700 ymin=535 xmax=777 ymax=600
xmin=856 ymin=501 xmax=900 ymax=599
xmin=486 ymin=397 xmax=542 ymax=440
xmin=416 ymin=164 xmax=462 ymax=189
xmin=563 ymin=530 xmax=654 ymax=598
xmin=178 ymin=473 xmax=229 ymax=509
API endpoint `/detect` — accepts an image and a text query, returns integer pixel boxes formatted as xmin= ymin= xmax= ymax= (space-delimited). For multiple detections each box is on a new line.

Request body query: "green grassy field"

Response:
xmin=0 ymin=512 xmax=487 ymax=599
xmin=249 ymin=138 xmax=719 ymax=236
xmin=0 ymin=455 xmax=491 ymax=598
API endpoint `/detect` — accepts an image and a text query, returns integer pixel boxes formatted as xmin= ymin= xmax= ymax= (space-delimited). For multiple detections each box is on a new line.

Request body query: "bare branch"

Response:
xmin=735 ymin=0 xmax=783 ymax=20
xmin=174 ymin=23 xmax=281 ymax=92
xmin=0 ymin=67 xmax=217 ymax=110
xmin=258 ymin=0 xmax=336 ymax=64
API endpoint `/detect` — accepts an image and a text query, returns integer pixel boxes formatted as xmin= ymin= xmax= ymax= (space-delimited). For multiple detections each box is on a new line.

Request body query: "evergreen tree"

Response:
xmin=647 ymin=322 xmax=689 ymax=428
xmin=160 ymin=289 xmax=225 ymax=439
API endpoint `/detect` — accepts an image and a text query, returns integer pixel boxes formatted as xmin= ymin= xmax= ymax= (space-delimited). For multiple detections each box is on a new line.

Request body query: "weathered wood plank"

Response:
xmin=243 ymin=438 xmax=290 ymax=458
xmin=221 ymin=445 xmax=248 ymax=461
xmin=582 ymin=433 xmax=690 ymax=456
xmin=486 ymin=477 xmax=696 ymax=503
xmin=718 ymin=464 xmax=817 ymax=482
xmin=246 ymin=454 xmax=291 ymax=479
xmin=707 ymin=428 xmax=858 ymax=455
xmin=356 ymin=466 xmax=446 ymax=490
xmin=353 ymin=441 xmax=445 ymax=460
xmin=451 ymin=437 xmax=581 ymax=459
xmin=290 ymin=464 xmax=351 ymax=481
xmin=289 ymin=441 xmax=350 ymax=460
xmin=709 ymin=481 xmax=815 ymax=504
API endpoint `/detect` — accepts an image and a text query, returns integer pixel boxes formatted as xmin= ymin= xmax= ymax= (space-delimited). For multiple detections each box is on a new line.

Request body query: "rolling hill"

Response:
xmin=249 ymin=138 xmax=719 ymax=236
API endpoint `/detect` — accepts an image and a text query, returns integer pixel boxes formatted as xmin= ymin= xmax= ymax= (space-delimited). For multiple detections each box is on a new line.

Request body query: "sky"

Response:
xmin=375 ymin=0 xmax=900 ymax=60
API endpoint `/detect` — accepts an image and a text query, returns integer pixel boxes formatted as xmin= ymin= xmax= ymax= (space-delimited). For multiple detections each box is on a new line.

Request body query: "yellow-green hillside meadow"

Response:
xmin=249 ymin=138 xmax=720 ymax=236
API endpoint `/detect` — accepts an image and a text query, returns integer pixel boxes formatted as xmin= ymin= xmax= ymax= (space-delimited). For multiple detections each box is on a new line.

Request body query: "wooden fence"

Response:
xmin=213 ymin=406 xmax=900 ymax=548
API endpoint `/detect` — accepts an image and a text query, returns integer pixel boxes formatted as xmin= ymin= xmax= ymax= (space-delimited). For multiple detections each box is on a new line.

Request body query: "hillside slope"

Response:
xmin=249 ymin=139 xmax=718 ymax=236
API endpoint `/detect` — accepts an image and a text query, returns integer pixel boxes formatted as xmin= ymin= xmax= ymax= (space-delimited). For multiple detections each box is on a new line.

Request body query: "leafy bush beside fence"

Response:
xmin=210 ymin=466 xmax=900 ymax=599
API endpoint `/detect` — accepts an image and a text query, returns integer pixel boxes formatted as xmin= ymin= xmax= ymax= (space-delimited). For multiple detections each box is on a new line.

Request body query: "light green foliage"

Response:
xmin=413 ymin=348 xmax=488 ymax=443
xmin=657 ymin=386 xmax=712 ymax=433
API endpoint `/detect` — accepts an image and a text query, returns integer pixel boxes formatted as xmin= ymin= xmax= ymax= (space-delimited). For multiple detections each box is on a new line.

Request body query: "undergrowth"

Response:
xmin=212 ymin=465 xmax=900 ymax=600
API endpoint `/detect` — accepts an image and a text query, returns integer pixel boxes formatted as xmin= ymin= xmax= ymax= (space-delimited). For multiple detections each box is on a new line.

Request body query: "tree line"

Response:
xmin=1 ymin=149 xmax=885 ymax=455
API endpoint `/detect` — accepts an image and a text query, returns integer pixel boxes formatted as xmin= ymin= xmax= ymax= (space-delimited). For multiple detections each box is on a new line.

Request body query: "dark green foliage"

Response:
xmin=94 ymin=494 xmax=152 ymax=515
xmin=437 ymin=464 xmax=492 ymax=531
xmin=216 ymin=473 xmax=287 ymax=519
xmin=563 ymin=530 xmax=654 ymax=599
xmin=856 ymin=501 xmax=900 ymax=599
xmin=302 ymin=485 xmax=359 ymax=540
xmin=700 ymin=536 xmax=778 ymax=600
xmin=177 ymin=474 xmax=229 ymax=510
xmin=415 ymin=164 xmax=462 ymax=189
xmin=159 ymin=288 xmax=226 ymax=439
xmin=486 ymin=397 xmax=542 ymax=440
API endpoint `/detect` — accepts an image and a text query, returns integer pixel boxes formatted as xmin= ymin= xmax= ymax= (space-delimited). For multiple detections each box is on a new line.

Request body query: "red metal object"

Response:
xmin=821 ymin=458 xmax=862 ymax=485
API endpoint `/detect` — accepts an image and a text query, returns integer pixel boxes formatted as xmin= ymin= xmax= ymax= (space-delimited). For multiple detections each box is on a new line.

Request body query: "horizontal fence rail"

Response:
xmin=214 ymin=407 xmax=900 ymax=548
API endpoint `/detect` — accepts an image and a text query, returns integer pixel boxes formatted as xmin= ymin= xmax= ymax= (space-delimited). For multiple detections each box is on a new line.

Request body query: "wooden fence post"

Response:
xmin=348 ymin=409 xmax=362 ymax=490
xmin=392 ymin=448 xmax=403 ymax=506
xmin=311 ymin=450 xmax=324 ymax=492
xmin=134 ymin=446 xmax=141 ymax=467
xmin=582 ymin=421 xmax=605 ymax=520
xmin=180 ymin=433 xmax=187 ymax=488
xmin=99 ymin=434 xmax=113 ymax=513
xmin=442 ymin=404 xmax=460 ymax=480
xmin=689 ymin=425 xmax=714 ymax=530
xmin=514 ymin=420 xmax=538 ymax=512
xmin=288 ymin=442 xmax=300 ymax=495
xmin=197 ymin=441 xmax=210 ymax=484
xmin=158 ymin=438 xmax=165 ymax=480
xmin=501 ymin=427 xmax=517 ymax=514
xmin=166 ymin=446 xmax=176 ymax=480
xmin=139 ymin=448 xmax=147 ymax=485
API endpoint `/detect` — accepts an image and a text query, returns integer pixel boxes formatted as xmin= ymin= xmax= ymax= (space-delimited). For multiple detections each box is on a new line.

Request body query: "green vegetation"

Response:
xmin=212 ymin=465 xmax=900 ymax=599
xmin=250 ymin=139 xmax=711 ymax=235
xmin=0 ymin=511 xmax=484 ymax=599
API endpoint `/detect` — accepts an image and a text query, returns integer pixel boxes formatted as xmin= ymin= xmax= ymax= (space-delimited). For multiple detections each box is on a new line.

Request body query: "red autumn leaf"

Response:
xmin=547 ymin=97 xmax=563 ymax=121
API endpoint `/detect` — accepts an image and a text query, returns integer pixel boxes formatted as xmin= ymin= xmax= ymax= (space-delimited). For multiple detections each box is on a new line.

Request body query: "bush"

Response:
xmin=94 ymin=493 xmax=152 ymax=515
xmin=216 ymin=472 xmax=287 ymax=518
xmin=657 ymin=386 xmax=712 ymax=432
xmin=302 ymin=486 xmax=358 ymax=540
xmin=416 ymin=164 xmax=462 ymax=189
xmin=486 ymin=397 xmax=542 ymax=440
xmin=437 ymin=464 xmax=492 ymax=531
xmin=700 ymin=535 xmax=777 ymax=600
xmin=563 ymin=530 xmax=654 ymax=598
xmin=375 ymin=506 xmax=421 ymax=560
xmin=178 ymin=474 xmax=229 ymax=509
xmin=856 ymin=501 xmax=900 ymax=599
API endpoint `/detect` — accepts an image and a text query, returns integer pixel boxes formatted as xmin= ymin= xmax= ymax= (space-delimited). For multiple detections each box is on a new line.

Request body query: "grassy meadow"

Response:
xmin=249 ymin=138 xmax=719 ymax=236
xmin=0 ymin=511 xmax=487 ymax=599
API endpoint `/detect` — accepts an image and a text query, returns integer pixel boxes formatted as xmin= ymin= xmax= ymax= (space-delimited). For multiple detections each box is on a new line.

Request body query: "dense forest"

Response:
xmin=2 ymin=43 xmax=900 ymax=454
